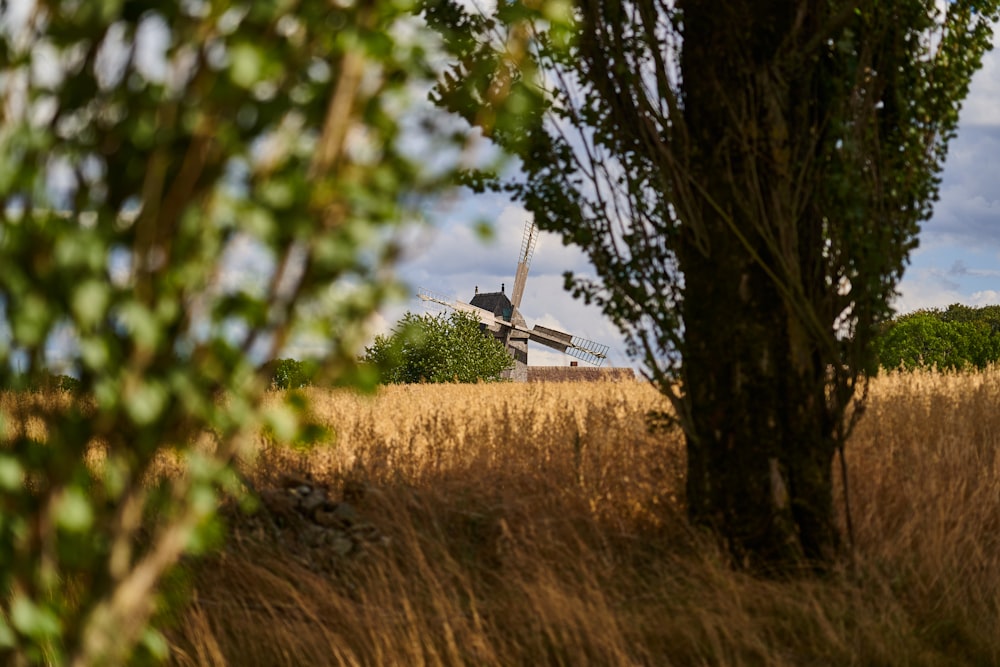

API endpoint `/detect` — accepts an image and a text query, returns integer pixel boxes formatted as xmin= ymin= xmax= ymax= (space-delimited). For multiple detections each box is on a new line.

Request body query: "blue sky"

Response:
xmin=378 ymin=39 xmax=1000 ymax=369
xmin=866 ymin=36 xmax=1000 ymax=313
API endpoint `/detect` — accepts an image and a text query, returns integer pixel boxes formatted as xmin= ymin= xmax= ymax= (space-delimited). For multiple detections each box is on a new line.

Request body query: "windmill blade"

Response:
xmin=417 ymin=287 xmax=506 ymax=332
xmin=510 ymin=221 xmax=538 ymax=311
xmin=516 ymin=323 xmax=609 ymax=367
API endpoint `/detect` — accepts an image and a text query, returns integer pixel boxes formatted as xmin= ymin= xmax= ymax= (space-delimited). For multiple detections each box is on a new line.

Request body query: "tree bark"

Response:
xmin=681 ymin=243 xmax=840 ymax=570
xmin=678 ymin=0 xmax=841 ymax=571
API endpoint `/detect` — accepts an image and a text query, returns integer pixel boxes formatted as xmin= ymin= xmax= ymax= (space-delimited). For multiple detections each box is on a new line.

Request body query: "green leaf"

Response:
xmin=229 ymin=42 xmax=265 ymax=89
xmin=55 ymin=487 xmax=95 ymax=532
xmin=72 ymin=280 xmax=110 ymax=328
xmin=9 ymin=597 xmax=61 ymax=640
xmin=0 ymin=0 xmax=476 ymax=660
xmin=0 ymin=618 xmax=16 ymax=649
xmin=0 ymin=455 xmax=23 ymax=491
xmin=125 ymin=380 xmax=168 ymax=425
xmin=263 ymin=403 xmax=299 ymax=443
xmin=141 ymin=627 xmax=170 ymax=661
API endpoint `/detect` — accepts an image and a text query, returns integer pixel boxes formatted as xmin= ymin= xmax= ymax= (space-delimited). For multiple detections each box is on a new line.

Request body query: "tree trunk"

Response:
xmin=678 ymin=0 xmax=841 ymax=571
xmin=680 ymin=239 xmax=840 ymax=570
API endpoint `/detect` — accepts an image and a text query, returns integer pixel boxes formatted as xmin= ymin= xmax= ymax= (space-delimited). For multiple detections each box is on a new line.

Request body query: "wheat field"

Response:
xmin=150 ymin=369 xmax=1000 ymax=666
xmin=6 ymin=371 xmax=1000 ymax=664
xmin=2 ymin=370 xmax=985 ymax=666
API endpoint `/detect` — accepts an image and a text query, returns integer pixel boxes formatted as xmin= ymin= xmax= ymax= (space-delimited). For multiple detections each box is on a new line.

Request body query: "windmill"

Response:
xmin=418 ymin=220 xmax=609 ymax=381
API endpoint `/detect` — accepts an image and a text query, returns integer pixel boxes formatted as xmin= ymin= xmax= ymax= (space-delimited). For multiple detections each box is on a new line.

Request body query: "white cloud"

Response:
xmin=134 ymin=13 xmax=171 ymax=84
xmin=364 ymin=310 xmax=393 ymax=339
xmin=923 ymin=125 xmax=1000 ymax=249
xmin=895 ymin=266 xmax=1000 ymax=314
xmin=947 ymin=260 xmax=1000 ymax=279
xmin=527 ymin=348 xmax=573 ymax=367
xmin=216 ymin=233 xmax=275 ymax=296
xmin=970 ymin=289 xmax=1000 ymax=304
xmin=895 ymin=270 xmax=966 ymax=312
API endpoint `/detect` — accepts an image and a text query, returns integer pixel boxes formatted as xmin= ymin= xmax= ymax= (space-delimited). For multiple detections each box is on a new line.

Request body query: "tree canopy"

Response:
xmin=875 ymin=304 xmax=1000 ymax=371
xmin=424 ymin=0 xmax=1000 ymax=569
xmin=364 ymin=311 xmax=514 ymax=383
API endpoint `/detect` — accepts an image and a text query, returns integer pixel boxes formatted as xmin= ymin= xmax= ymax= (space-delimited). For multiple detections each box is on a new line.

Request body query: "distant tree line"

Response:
xmin=874 ymin=304 xmax=1000 ymax=371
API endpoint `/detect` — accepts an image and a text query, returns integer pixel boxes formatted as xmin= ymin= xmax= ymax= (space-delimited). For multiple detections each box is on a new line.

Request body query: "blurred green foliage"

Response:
xmin=0 ymin=1 xmax=481 ymax=664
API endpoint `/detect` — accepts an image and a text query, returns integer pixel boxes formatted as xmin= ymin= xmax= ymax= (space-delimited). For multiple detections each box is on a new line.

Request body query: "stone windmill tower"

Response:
xmin=418 ymin=220 xmax=608 ymax=381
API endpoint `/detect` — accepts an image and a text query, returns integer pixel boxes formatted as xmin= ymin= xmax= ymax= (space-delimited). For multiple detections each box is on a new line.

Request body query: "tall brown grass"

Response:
xmin=153 ymin=371 xmax=1000 ymax=666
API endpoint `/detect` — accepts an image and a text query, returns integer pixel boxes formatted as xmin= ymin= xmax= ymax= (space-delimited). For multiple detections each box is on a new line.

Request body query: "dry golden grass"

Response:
xmin=160 ymin=371 xmax=1000 ymax=666
xmin=22 ymin=371 xmax=997 ymax=666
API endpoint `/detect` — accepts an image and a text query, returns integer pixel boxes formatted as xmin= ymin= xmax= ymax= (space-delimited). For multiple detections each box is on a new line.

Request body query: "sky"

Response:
xmin=375 ymin=38 xmax=1000 ymax=370
xmin=384 ymin=198 xmax=628 ymax=367
xmin=894 ymin=47 xmax=1000 ymax=312
xmin=7 ymin=3 xmax=999 ymax=372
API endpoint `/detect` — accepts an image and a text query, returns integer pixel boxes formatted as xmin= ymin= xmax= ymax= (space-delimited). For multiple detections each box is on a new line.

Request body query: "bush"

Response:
xmin=363 ymin=311 xmax=514 ymax=384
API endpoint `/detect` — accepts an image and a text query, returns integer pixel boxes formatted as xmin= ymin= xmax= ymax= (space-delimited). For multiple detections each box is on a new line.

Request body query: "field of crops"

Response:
xmin=157 ymin=371 xmax=1000 ymax=666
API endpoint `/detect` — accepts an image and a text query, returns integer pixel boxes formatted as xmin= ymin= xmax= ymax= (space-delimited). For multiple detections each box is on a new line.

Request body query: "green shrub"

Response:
xmin=363 ymin=311 xmax=514 ymax=384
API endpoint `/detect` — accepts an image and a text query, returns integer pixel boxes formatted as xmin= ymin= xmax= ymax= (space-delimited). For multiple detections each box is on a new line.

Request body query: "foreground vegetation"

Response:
xmin=113 ymin=370 xmax=1000 ymax=666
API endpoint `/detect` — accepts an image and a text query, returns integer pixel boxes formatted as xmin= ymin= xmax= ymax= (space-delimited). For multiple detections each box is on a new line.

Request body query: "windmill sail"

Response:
xmin=525 ymin=325 xmax=609 ymax=367
xmin=416 ymin=288 xmax=504 ymax=331
xmin=510 ymin=221 xmax=538 ymax=311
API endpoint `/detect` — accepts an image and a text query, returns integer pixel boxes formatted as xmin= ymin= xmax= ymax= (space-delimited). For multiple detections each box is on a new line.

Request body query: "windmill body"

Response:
xmin=418 ymin=221 xmax=608 ymax=381
xmin=469 ymin=287 xmax=530 ymax=381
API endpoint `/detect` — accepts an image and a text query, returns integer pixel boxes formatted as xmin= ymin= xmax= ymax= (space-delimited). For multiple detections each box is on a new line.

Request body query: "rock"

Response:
xmin=297 ymin=487 xmax=327 ymax=514
xmin=314 ymin=501 xmax=360 ymax=528
xmin=279 ymin=473 xmax=313 ymax=493
xmin=333 ymin=502 xmax=360 ymax=526
xmin=343 ymin=478 xmax=387 ymax=504
xmin=330 ymin=534 xmax=355 ymax=557
xmin=237 ymin=479 xmax=388 ymax=571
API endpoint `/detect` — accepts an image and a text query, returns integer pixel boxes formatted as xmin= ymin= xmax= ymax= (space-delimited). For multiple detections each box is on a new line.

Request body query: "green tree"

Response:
xmin=875 ymin=307 xmax=1000 ymax=370
xmin=939 ymin=303 xmax=1000 ymax=333
xmin=364 ymin=311 xmax=514 ymax=383
xmin=0 ymin=2 xmax=483 ymax=663
xmin=425 ymin=0 xmax=999 ymax=570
